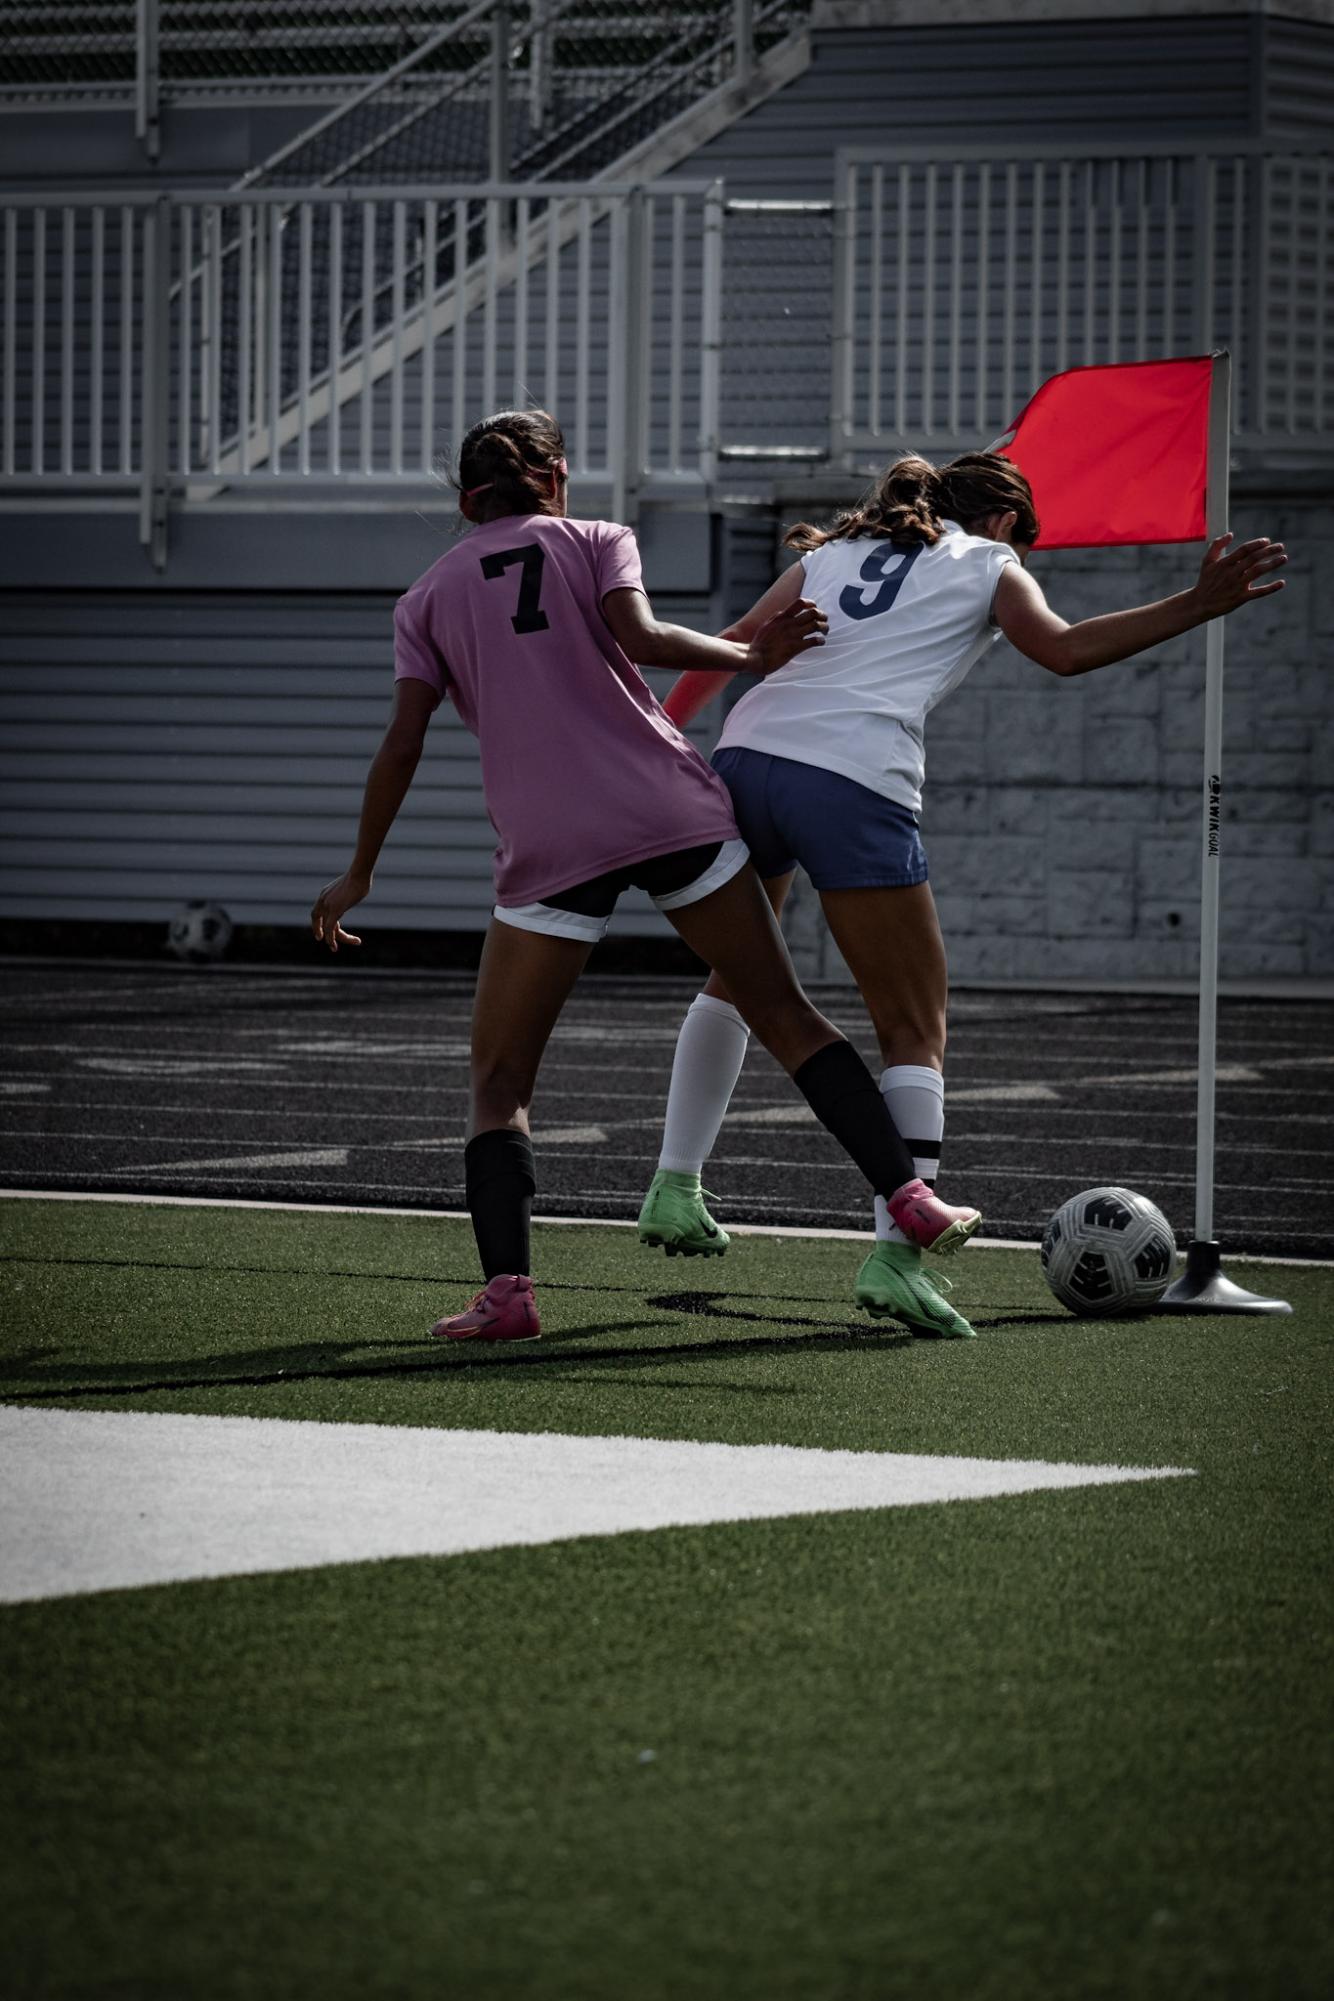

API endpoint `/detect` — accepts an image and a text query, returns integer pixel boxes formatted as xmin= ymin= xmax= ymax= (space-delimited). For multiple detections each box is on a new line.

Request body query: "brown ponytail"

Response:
xmin=454 ymin=408 xmax=567 ymax=518
xmin=785 ymin=449 xmax=1040 ymax=552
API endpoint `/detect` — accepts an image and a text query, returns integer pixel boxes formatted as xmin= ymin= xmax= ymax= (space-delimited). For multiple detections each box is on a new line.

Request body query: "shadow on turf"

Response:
xmin=6 ymin=1251 xmax=842 ymax=1301
xmin=1 ymin=1290 xmax=930 ymax=1402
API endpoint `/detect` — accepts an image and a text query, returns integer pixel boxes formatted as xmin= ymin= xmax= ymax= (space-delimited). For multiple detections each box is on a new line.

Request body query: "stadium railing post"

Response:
xmin=490 ymin=2 xmax=512 ymax=185
xmin=530 ymin=2 xmax=551 ymax=134
xmin=734 ymin=0 xmax=755 ymax=88
xmin=135 ymin=0 xmax=160 ymax=162
xmin=620 ymin=187 xmax=650 ymax=521
xmin=699 ymin=181 xmax=724 ymax=488
xmin=829 ymin=156 xmax=857 ymax=470
xmin=1160 ymin=345 xmax=1291 ymax=1316
xmin=608 ymin=194 xmax=631 ymax=522
xmin=139 ymin=192 xmax=172 ymax=572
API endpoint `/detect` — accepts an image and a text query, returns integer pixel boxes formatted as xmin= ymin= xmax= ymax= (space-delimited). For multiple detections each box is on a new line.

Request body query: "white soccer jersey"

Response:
xmin=716 ymin=521 xmax=1020 ymax=814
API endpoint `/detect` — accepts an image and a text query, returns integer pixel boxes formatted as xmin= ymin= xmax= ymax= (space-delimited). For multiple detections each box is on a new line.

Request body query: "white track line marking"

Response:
xmin=1 ymin=1188 xmax=1329 ymax=1265
xmin=948 ymin=1084 xmax=1065 ymax=1104
xmin=1082 ymin=1064 xmax=1264 ymax=1087
xmin=0 ymin=1407 xmax=1194 ymax=1605
xmin=130 ymin=1149 xmax=352 ymax=1174
xmin=725 ymin=1106 xmax=817 ymax=1126
xmin=80 ymin=1057 xmax=286 ymax=1078
xmin=721 ymin=1095 xmax=1130 ymax=1123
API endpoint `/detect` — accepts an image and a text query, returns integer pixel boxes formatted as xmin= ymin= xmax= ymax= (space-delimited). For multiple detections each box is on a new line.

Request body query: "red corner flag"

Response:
xmin=995 ymin=355 xmax=1215 ymax=549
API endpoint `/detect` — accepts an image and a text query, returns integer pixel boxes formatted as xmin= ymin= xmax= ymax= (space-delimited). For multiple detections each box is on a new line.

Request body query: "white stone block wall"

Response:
xmin=781 ymin=493 xmax=1332 ymax=984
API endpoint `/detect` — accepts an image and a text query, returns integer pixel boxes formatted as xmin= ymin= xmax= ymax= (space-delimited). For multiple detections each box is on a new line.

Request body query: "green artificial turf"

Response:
xmin=1 ymin=1198 xmax=1332 ymax=2000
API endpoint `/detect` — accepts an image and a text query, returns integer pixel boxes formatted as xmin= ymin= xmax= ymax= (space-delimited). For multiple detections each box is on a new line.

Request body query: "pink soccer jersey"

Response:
xmin=393 ymin=515 xmax=740 ymax=905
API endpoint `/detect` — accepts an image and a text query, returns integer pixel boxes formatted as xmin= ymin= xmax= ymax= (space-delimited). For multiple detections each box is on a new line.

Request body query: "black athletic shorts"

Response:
xmin=492 ymin=838 xmax=750 ymax=943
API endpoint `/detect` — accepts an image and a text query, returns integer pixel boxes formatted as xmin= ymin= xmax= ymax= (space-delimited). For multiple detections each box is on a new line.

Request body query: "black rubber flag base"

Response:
xmin=1159 ymin=1239 xmax=1293 ymax=1315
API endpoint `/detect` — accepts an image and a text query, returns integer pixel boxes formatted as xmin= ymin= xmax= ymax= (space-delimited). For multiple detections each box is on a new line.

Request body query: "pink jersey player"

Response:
xmin=312 ymin=409 xmax=983 ymax=1345
xmin=392 ymin=513 xmax=738 ymax=908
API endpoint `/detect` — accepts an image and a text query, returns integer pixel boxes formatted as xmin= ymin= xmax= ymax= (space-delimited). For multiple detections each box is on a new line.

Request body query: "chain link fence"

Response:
xmin=2 ymin=2 xmax=812 ymax=117
xmin=2 ymin=2 xmax=138 ymax=103
xmin=506 ymin=2 xmax=809 ymax=184
xmin=719 ymin=199 xmax=834 ymax=462
xmin=4 ymin=4 xmax=815 ymax=195
xmin=0 ymin=5 xmax=494 ymax=105
xmin=242 ymin=1 xmax=812 ymax=188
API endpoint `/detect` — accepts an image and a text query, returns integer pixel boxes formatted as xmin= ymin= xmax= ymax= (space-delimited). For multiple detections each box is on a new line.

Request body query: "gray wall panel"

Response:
xmin=1265 ymin=17 xmax=1334 ymax=135
xmin=0 ymin=589 xmax=717 ymax=937
xmin=672 ymin=19 xmax=1258 ymax=199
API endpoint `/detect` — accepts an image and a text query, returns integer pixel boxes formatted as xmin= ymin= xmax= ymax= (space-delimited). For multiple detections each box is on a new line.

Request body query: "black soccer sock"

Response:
xmin=794 ymin=1039 xmax=916 ymax=1198
xmin=464 ymin=1129 xmax=536 ymax=1280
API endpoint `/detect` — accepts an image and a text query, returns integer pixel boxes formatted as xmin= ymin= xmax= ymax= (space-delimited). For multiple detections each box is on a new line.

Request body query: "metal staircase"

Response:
xmin=237 ymin=3 xmax=813 ymax=188
xmin=193 ymin=1 xmax=813 ymax=501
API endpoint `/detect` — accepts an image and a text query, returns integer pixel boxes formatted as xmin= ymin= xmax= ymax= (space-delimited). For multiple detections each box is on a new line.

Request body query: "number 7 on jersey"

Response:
xmin=480 ymin=543 xmax=550 ymax=635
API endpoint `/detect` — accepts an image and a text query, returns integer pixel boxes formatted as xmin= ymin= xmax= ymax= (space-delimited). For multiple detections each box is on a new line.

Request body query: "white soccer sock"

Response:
xmin=657 ymin=992 xmax=751 ymax=1175
xmin=873 ymin=1064 xmax=946 ymax=1243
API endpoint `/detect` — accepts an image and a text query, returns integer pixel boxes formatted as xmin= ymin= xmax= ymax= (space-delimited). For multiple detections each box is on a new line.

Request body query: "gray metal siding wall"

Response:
xmin=0 ymin=102 xmax=352 ymax=192
xmin=0 ymin=589 xmax=713 ymax=936
xmin=1265 ymin=17 xmax=1334 ymax=137
xmin=713 ymin=507 xmax=787 ymax=627
xmin=683 ymin=15 xmax=1263 ymax=462
xmin=676 ymin=17 xmax=1257 ymax=198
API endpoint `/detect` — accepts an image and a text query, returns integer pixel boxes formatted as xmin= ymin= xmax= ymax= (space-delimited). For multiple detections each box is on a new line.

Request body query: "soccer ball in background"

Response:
xmin=166 ymin=900 xmax=234 ymax=964
xmin=1041 ymin=1186 xmax=1177 ymax=1317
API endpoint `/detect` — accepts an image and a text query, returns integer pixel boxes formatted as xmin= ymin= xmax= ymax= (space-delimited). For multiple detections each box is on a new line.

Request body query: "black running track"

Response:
xmin=1 ymin=962 xmax=1331 ymax=1260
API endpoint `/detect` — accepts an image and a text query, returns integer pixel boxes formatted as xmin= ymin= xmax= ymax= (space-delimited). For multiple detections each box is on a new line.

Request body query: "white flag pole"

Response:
xmin=1161 ymin=349 xmax=1290 ymax=1314
xmin=1195 ymin=348 xmax=1229 ymax=1245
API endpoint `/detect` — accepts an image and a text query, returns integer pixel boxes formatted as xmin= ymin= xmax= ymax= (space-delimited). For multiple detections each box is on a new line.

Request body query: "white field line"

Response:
xmin=6 ymin=1124 xmax=1334 ymax=1166
xmin=5 ymin=1097 xmax=1332 ymax=1135
xmin=17 ymin=1158 xmax=1334 ymax=1204
xmin=2 ymin=1189 xmax=1330 ymax=1266
xmin=5 ymin=1067 xmax=1331 ymax=1106
xmin=0 ymin=1407 xmax=1195 ymax=1606
xmin=6 ymin=1078 xmax=1331 ymax=1112
xmin=2 ymin=955 xmax=1328 ymax=997
xmin=129 ymin=1149 xmax=352 ymax=1174
xmin=8 ymin=1053 xmax=1334 ymax=1094
xmin=23 ymin=1141 xmax=1329 ymax=1206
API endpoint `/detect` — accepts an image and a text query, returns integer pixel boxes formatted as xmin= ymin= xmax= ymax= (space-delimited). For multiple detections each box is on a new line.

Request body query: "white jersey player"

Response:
xmin=636 ymin=450 xmax=1286 ymax=1333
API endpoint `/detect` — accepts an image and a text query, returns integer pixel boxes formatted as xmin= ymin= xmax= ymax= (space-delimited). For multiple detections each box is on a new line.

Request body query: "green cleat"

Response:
xmin=855 ymin=1240 xmax=976 ymax=1339
xmin=637 ymin=1169 xmax=729 ymax=1258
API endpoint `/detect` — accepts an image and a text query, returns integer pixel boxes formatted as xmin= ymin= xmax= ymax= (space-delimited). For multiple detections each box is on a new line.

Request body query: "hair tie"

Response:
xmin=462 ymin=480 xmax=493 ymax=499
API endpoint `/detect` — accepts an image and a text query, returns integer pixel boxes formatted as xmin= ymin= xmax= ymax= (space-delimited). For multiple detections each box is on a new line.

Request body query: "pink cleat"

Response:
xmin=429 ymin=1274 xmax=541 ymax=1343
xmin=887 ymin=1178 xmax=981 ymax=1257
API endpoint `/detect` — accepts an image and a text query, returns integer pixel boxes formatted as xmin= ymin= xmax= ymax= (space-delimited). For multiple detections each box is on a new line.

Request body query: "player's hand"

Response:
xmin=746 ymin=597 xmax=828 ymax=675
xmin=1191 ymin=533 xmax=1287 ymax=618
xmin=311 ymin=868 xmax=370 ymax=953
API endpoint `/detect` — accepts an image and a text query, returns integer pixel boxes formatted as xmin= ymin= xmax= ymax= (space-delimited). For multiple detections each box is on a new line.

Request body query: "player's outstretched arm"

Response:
xmin=651 ymin=562 xmax=812 ymax=727
xmin=603 ymin=582 xmax=825 ymax=681
xmin=311 ymin=677 xmax=437 ymax=953
xmin=717 ymin=562 xmax=809 ymax=644
xmin=996 ymin=533 xmax=1287 ymax=678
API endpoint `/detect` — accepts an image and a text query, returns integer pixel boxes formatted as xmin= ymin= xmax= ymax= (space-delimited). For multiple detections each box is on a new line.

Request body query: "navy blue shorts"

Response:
xmin=712 ymin=747 xmax=928 ymax=891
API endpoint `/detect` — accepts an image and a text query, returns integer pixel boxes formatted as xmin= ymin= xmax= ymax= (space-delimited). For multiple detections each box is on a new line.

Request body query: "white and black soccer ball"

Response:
xmin=1040 ymin=1186 xmax=1177 ymax=1317
xmin=166 ymin=899 xmax=233 ymax=964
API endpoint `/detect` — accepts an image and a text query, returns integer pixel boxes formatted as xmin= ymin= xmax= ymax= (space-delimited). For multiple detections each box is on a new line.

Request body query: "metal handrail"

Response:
xmin=0 ymin=178 xmax=719 ymax=206
xmin=235 ymin=1 xmax=801 ymax=190
xmin=837 ymin=139 xmax=1334 ymax=163
xmin=0 ymin=178 xmax=726 ymax=564
xmin=828 ymin=143 xmax=1333 ymax=465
